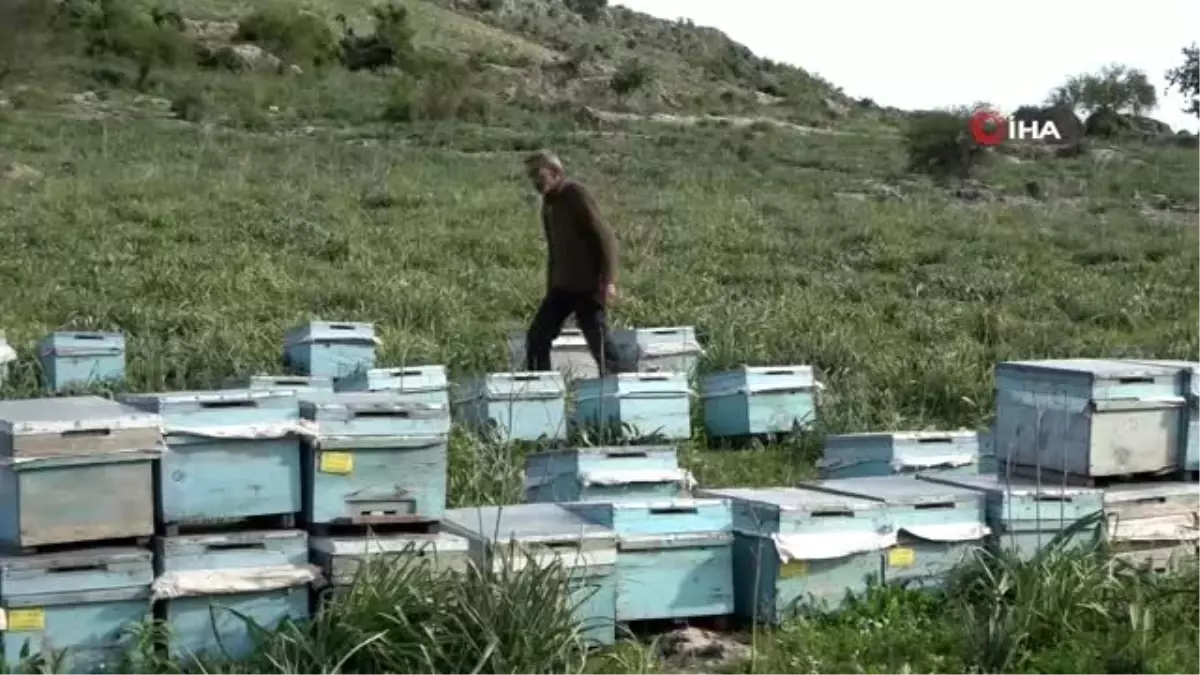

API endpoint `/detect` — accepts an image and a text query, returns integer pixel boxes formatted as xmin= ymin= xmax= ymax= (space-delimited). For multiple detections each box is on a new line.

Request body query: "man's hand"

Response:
xmin=598 ymin=282 xmax=617 ymax=304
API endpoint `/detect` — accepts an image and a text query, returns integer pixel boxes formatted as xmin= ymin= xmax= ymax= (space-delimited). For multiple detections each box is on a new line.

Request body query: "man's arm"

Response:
xmin=570 ymin=184 xmax=618 ymax=286
xmin=541 ymin=205 xmax=553 ymax=291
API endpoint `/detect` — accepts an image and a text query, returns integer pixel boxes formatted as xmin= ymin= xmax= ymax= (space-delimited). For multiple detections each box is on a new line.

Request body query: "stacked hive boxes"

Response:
xmin=989 ymin=358 xmax=1198 ymax=566
xmin=818 ymin=430 xmax=996 ymax=479
xmin=0 ymin=396 xmax=162 ymax=672
xmin=117 ymin=383 xmax=318 ymax=662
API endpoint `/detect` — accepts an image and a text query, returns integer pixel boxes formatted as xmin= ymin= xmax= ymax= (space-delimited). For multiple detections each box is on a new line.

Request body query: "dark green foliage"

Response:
xmin=904 ymin=110 xmax=984 ymax=179
xmin=610 ymin=58 xmax=651 ymax=99
xmin=565 ymin=0 xmax=607 ymax=23
xmin=1165 ymin=43 xmax=1199 ymax=117
xmin=1048 ymin=63 xmax=1158 ymax=116
xmin=235 ymin=2 xmax=340 ymax=67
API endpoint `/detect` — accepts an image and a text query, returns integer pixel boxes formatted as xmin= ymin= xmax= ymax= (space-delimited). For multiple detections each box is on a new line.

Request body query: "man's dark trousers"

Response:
xmin=525 ymin=288 xmax=622 ymax=375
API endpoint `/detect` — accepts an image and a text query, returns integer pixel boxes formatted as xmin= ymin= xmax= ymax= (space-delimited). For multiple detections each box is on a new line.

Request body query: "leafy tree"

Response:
xmin=1165 ymin=43 xmax=1199 ymax=117
xmin=1047 ymin=64 xmax=1157 ymax=116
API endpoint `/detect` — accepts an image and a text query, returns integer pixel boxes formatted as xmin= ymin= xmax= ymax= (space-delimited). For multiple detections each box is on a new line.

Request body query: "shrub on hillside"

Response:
xmin=904 ymin=110 xmax=985 ymax=180
xmin=236 ymin=3 xmax=339 ymax=67
xmin=338 ymin=3 xmax=416 ymax=72
xmin=610 ymin=58 xmax=652 ymax=100
xmin=565 ymin=0 xmax=607 ymax=23
xmin=49 ymin=0 xmax=190 ymax=88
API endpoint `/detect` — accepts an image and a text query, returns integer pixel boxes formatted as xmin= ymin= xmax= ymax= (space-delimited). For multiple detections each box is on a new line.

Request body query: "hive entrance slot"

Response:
xmin=354 ymin=410 xmax=409 ymax=418
xmin=604 ymin=451 xmax=648 ymax=458
xmin=649 ymin=506 xmax=697 ymax=515
xmin=61 ymin=428 xmax=112 ymax=438
xmin=392 ymin=369 xmax=424 ymax=377
xmin=72 ymin=334 xmax=104 ymax=340
xmin=811 ymin=510 xmax=854 ymax=518
xmin=273 ymin=378 xmax=310 ymax=386
xmin=200 ymin=400 xmax=258 ymax=409
xmin=764 ymin=369 xmax=794 ymax=376
xmin=1117 ymin=376 xmax=1154 ymax=384
xmin=917 ymin=437 xmax=952 ymax=444
xmin=330 ymin=324 xmax=357 ymax=331
xmin=205 ymin=542 xmax=267 ymax=552
xmin=914 ymin=502 xmax=955 ymax=510
xmin=48 ymin=563 xmax=105 ymax=574
xmin=1032 ymin=495 xmax=1071 ymax=503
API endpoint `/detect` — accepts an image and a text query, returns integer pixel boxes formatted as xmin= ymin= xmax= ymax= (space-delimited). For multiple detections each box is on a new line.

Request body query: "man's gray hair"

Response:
xmin=525 ymin=150 xmax=564 ymax=173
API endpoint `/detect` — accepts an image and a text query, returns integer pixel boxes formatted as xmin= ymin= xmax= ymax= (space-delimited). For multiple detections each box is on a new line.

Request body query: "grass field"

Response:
xmin=0 ymin=0 xmax=1197 ymax=671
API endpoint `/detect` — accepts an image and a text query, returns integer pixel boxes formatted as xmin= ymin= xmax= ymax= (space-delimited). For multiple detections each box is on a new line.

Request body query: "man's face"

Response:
xmin=529 ymin=165 xmax=560 ymax=195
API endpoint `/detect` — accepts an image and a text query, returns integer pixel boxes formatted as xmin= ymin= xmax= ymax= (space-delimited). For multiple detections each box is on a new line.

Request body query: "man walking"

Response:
xmin=524 ymin=151 xmax=622 ymax=375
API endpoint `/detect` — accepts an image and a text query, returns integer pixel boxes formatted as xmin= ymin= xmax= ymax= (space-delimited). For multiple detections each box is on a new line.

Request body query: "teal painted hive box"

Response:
xmin=283 ymin=321 xmax=378 ymax=379
xmin=698 ymin=487 xmax=891 ymax=621
xmin=613 ymin=326 xmax=703 ymax=377
xmin=300 ymin=393 xmax=450 ymax=525
xmin=572 ymin=373 xmax=692 ymax=441
xmin=523 ymin=445 xmax=692 ymax=503
xmin=154 ymin=529 xmax=316 ymax=661
xmin=819 ymin=430 xmax=984 ymax=480
xmin=1120 ymin=360 xmax=1200 ymax=474
xmin=35 ymin=331 xmax=126 ymax=392
xmin=333 ymin=365 xmax=450 ymax=408
xmin=508 ymin=329 xmax=602 ymax=381
xmin=800 ymin=476 xmax=989 ymax=589
xmin=0 ymin=396 xmax=162 ymax=549
xmin=566 ymin=498 xmax=734 ymax=622
xmin=310 ymin=532 xmax=471 ymax=588
xmin=445 ymin=504 xmax=617 ymax=646
xmin=119 ymin=387 xmax=306 ymax=528
xmin=0 ymin=547 xmax=152 ymax=673
xmin=702 ymin=366 xmax=819 ymax=438
xmin=224 ymin=375 xmax=335 ymax=395
xmin=34 ymin=329 xmax=125 ymax=391
xmin=994 ymin=359 xmax=1185 ymax=478
xmin=0 ymin=333 xmax=15 ymax=387
xmin=1101 ymin=482 xmax=1198 ymax=572
xmin=917 ymin=473 xmax=1104 ymax=560
xmin=454 ymin=372 xmax=567 ymax=443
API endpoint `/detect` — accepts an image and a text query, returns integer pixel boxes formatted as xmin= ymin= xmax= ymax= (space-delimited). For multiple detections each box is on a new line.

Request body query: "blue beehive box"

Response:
xmin=333 ymin=365 xmax=449 ymax=407
xmin=697 ymin=487 xmax=891 ymax=621
xmin=1120 ymin=360 xmax=1200 ymax=474
xmin=994 ymin=359 xmax=1185 ymax=479
xmin=282 ymin=321 xmax=378 ymax=379
xmin=310 ymin=532 xmax=472 ymax=588
xmin=1101 ymin=482 xmax=1198 ymax=571
xmin=572 ymin=373 xmax=692 ymax=441
xmin=300 ymin=393 xmax=450 ymax=525
xmin=445 ymin=504 xmax=617 ymax=646
xmin=0 ymin=547 xmax=152 ymax=673
xmin=224 ymin=374 xmax=335 ymax=395
xmin=799 ymin=476 xmax=989 ymax=589
xmin=0 ymin=397 xmax=162 ymax=549
xmin=454 ymin=372 xmax=567 ymax=443
xmin=702 ymin=366 xmax=819 ymax=438
xmin=0 ymin=332 xmax=15 ymax=387
xmin=35 ymin=331 xmax=125 ymax=392
xmin=154 ymin=529 xmax=315 ymax=661
xmin=917 ymin=473 xmax=1104 ymax=560
xmin=566 ymin=498 xmax=733 ymax=622
xmin=523 ymin=445 xmax=693 ymax=503
xmin=819 ymin=430 xmax=984 ymax=480
xmin=613 ymin=326 xmax=703 ymax=377
xmin=119 ymin=388 xmax=305 ymax=528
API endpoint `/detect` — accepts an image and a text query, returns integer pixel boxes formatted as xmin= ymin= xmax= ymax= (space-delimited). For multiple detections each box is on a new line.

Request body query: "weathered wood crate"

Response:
xmin=702 ymin=366 xmax=819 ymax=438
xmin=819 ymin=430 xmax=984 ymax=480
xmin=572 ymin=373 xmax=692 ymax=441
xmin=508 ymin=330 xmax=604 ymax=381
xmin=1102 ymin=482 xmax=1198 ymax=571
xmin=566 ymin=498 xmax=734 ymax=623
xmin=119 ymin=388 xmax=306 ymax=530
xmin=613 ymin=326 xmax=703 ymax=377
xmin=35 ymin=331 xmax=125 ymax=392
xmin=154 ymin=529 xmax=316 ymax=661
xmin=994 ymin=359 xmax=1185 ymax=479
xmin=0 ymin=396 xmax=162 ymax=549
xmin=523 ymin=445 xmax=692 ymax=504
xmin=800 ymin=476 xmax=990 ymax=589
xmin=918 ymin=473 xmax=1105 ymax=560
xmin=223 ymin=374 xmax=334 ymax=396
xmin=301 ymin=393 xmax=450 ymax=528
xmin=444 ymin=504 xmax=617 ymax=646
xmin=454 ymin=372 xmax=567 ymax=443
xmin=0 ymin=546 xmax=152 ymax=673
xmin=309 ymin=532 xmax=471 ymax=588
xmin=283 ymin=321 xmax=378 ymax=380
xmin=698 ymin=487 xmax=892 ymax=622
xmin=333 ymin=365 xmax=449 ymax=409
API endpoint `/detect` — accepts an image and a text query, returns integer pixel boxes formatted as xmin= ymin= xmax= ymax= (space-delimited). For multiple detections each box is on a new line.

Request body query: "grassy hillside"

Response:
xmin=0 ymin=0 xmax=1197 ymax=672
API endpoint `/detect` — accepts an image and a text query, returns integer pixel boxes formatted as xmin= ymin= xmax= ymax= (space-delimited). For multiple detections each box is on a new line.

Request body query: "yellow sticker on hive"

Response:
xmin=319 ymin=451 xmax=354 ymax=475
xmin=887 ymin=547 xmax=916 ymax=568
xmin=779 ymin=560 xmax=809 ymax=578
xmin=7 ymin=608 xmax=46 ymax=632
